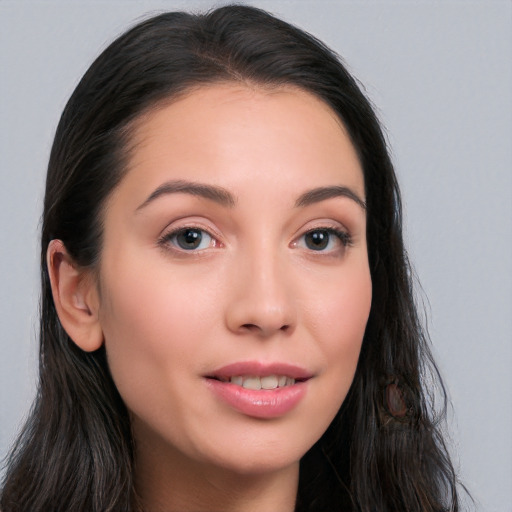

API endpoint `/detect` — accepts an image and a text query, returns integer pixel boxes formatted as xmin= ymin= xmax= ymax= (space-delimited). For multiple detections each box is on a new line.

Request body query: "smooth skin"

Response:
xmin=48 ymin=84 xmax=372 ymax=512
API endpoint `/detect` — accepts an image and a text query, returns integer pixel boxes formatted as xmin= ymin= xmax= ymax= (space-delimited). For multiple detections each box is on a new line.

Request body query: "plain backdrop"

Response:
xmin=1 ymin=1 xmax=510 ymax=510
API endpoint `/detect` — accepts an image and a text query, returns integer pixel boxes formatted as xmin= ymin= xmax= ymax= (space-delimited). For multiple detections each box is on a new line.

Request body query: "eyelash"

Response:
xmin=157 ymin=226 xmax=219 ymax=254
xmin=157 ymin=225 xmax=352 ymax=255
xmin=297 ymin=227 xmax=352 ymax=253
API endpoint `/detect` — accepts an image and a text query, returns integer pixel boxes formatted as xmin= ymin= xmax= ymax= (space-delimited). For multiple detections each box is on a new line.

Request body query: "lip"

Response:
xmin=206 ymin=361 xmax=313 ymax=380
xmin=204 ymin=361 xmax=312 ymax=419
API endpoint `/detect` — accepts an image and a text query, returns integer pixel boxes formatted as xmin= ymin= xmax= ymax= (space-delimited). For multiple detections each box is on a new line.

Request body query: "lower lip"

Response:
xmin=206 ymin=379 xmax=308 ymax=419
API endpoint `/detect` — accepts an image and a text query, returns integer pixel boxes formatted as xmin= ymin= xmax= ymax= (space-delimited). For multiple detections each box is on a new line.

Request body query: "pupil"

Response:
xmin=306 ymin=230 xmax=329 ymax=250
xmin=178 ymin=229 xmax=202 ymax=249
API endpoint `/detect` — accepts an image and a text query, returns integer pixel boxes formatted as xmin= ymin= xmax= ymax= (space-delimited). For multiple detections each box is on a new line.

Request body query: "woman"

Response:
xmin=0 ymin=5 xmax=461 ymax=511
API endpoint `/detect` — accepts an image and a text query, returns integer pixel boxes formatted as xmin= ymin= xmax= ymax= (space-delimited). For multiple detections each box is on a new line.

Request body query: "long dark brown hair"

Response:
xmin=1 ymin=5 xmax=462 ymax=511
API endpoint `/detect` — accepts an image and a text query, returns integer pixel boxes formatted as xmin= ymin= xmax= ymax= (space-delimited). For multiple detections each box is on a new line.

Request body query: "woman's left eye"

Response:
xmin=296 ymin=228 xmax=351 ymax=253
xmin=161 ymin=227 xmax=215 ymax=251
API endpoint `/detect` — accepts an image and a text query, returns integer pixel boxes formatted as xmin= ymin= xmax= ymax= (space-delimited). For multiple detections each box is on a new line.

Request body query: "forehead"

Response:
xmin=115 ymin=83 xmax=364 ymax=208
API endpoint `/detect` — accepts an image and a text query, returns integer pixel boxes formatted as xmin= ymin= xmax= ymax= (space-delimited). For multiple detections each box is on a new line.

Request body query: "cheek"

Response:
xmin=100 ymin=259 xmax=217 ymax=346
xmin=97 ymin=262 xmax=217 ymax=410
xmin=305 ymin=261 xmax=371 ymax=400
xmin=284 ymin=260 xmax=371 ymax=446
xmin=307 ymin=261 xmax=372 ymax=350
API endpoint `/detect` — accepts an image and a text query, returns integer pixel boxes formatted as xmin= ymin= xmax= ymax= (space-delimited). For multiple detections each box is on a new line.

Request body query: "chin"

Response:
xmin=189 ymin=422 xmax=321 ymax=477
xmin=208 ymin=449 xmax=302 ymax=477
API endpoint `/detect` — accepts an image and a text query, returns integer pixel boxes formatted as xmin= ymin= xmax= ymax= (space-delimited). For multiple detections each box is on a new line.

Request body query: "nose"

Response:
xmin=225 ymin=249 xmax=296 ymax=338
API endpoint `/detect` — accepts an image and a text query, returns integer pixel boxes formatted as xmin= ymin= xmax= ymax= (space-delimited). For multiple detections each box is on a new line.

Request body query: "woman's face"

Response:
xmin=96 ymin=84 xmax=371 ymax=476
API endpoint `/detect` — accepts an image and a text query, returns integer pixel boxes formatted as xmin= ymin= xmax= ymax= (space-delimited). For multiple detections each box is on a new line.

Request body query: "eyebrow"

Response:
xmin=136 ymin=180 xmax=365 ymax=213
xmin=136 ymin=179 xmax=237 ymax=211
xmin=295 ymin=186 xmax=366 ymax=210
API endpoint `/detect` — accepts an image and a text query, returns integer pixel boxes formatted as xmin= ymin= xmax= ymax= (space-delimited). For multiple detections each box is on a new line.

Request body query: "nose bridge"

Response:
xmin=226 ymin=238 xmax=296 ymax=337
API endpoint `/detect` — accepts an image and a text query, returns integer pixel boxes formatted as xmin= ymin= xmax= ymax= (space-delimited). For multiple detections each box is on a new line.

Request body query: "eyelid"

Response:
xmin=157 ymin=219 xmax=224 ymax=253
xmin=292 ymin=219 xmax=351 ymax=239
xmin=291 ymin=222 xmax=353 ymax=254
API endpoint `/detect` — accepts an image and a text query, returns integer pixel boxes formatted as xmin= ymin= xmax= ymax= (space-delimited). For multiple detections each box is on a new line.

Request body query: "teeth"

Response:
xmin=228 ymin=375 xmax=296 ymax=389
xmin=231 ymin=376 xmax=243 ymax=386
xmin=261 ymin=375 xmax=278 ymax=389
xmin=242 ymin=376 xmax=261 ymax=390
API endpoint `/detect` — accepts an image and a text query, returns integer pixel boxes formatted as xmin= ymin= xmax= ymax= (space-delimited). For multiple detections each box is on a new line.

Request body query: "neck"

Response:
xmin=133 ymin=431 xmax=299 ymax=512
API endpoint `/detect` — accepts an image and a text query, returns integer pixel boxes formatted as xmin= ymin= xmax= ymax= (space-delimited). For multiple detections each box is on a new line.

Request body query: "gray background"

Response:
xmin=1 ymin=1 xmax=510 ymax=510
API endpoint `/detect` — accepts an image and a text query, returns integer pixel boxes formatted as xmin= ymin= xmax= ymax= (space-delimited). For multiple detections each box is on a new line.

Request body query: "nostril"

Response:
xmin=240 ymin=323 xmax=291 ymax=334
xmin=241 ymin=323 xmax=259 ymax=331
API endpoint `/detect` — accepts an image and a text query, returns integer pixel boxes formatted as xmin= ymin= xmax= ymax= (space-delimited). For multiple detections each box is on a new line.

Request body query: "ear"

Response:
xmin=47 ymin=239 xmax=104 ymax=352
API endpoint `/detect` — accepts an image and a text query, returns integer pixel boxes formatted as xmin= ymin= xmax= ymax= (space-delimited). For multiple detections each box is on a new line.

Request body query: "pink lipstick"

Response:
xmin=205 ymin=361 xmax=311 ymax=419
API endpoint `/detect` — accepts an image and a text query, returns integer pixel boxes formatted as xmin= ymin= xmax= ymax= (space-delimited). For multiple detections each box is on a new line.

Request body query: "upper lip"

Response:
xmin=206 ymin=361 xmax=313 ymax=380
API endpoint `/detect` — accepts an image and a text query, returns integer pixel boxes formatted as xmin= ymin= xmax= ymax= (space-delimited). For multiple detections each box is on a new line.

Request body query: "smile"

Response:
xmin=213 ymin=375 xmax=297 ymax=389
xmin=205 ymin=361 xmax=312 ymax=418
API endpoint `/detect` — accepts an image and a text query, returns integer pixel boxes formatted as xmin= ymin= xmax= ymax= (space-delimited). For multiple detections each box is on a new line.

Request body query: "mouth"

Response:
xmin=206 ymin=374 xmax=305 ymax=389
xmin=205 ymin=361 xmax=313 ymax=389
xmin=204 ymin=361 xmax=312 ymax=419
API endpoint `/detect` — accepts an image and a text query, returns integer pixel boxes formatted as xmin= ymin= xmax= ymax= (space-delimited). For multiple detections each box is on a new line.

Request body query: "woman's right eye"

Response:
xmin=160 ymin=227 xmax=215 ymax=251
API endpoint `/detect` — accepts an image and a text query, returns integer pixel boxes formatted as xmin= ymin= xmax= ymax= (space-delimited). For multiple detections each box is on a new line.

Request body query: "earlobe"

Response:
xmin=47 ymin=239 xmax=104 ymax=352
